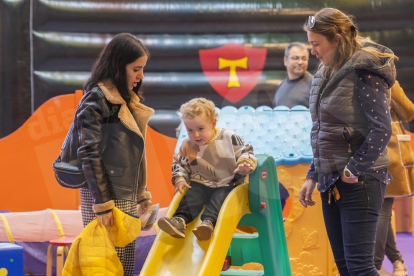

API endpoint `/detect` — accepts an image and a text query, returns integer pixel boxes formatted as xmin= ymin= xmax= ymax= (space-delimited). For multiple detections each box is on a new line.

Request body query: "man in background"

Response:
xmin=273 ymin=42 xmax=313 ymax=212
xmin=273 ymin=42 xmax=313 ymax=108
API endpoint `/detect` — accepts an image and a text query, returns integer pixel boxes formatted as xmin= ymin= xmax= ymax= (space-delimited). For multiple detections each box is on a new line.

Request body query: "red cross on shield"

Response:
xmin=199 ymin=43 xmax=267 ymax=103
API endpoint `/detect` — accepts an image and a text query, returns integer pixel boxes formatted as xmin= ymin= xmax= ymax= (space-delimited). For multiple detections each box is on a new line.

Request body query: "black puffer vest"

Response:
xmin=310 ymin=42 xmax=396 ymax=175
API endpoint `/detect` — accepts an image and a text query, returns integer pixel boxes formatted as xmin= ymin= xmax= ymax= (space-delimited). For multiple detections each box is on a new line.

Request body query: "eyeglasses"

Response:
xmin=288 ymin=56 xmax=309 ymax=62
xmin=307 ymin=15 xmax=339 ymax=34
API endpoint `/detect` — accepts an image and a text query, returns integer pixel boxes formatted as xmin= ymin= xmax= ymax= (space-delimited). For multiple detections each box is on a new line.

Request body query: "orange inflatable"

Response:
xmin=0 ymin=91 xmax=176 ymax=212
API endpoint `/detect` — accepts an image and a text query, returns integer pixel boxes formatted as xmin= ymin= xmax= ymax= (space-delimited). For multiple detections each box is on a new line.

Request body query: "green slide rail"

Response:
xmin=221 ymin=154 xmax=292 ymax=276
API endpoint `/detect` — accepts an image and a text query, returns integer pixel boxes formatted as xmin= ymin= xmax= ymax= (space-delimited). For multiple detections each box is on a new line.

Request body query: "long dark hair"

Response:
xmin=84 ymin=33 xmax=150 ymax=102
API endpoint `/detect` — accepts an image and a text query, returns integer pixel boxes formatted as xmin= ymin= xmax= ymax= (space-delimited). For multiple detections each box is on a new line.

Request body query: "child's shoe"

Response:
xmin=392 ymin=260 xmax=408 ymax=276
xmin=192 ymin=220 xmax=214 ymax=241
xmin=158 ymin=217 xmax=186 ymax=238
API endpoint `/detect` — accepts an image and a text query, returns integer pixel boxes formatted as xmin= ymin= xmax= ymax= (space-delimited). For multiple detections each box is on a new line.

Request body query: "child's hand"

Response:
xmin=233 ymin=162 xmax=254 ymax=175
xmin=175 ymin=181 xmax=191 ymax=194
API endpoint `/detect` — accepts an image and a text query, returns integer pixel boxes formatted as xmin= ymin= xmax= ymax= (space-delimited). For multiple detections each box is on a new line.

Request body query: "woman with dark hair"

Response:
xmin=298 ymin=8 xmax=397 ymax=275
xmin=79 ymin=33 xmax=154 ymax=275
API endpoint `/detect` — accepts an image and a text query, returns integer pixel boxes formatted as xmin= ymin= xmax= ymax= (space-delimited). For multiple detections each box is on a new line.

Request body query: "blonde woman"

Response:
xmin=298 ymin=8 xmax=397 ymax=275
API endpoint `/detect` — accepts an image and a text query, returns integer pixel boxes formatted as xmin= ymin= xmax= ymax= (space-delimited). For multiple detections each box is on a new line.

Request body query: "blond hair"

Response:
xmin=304 ymin=8 xmax=397 ymax=78
xmin=179 ymin=98 xmax=218 ymax=121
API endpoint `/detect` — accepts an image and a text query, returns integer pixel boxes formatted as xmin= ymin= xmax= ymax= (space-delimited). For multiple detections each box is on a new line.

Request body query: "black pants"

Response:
xmin=321 ymin=175 xmax=385 ymax=276
xmin=174 ymin=181 xmax=234 ymax=226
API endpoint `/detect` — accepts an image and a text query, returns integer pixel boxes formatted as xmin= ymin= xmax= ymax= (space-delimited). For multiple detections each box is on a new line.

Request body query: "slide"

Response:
xmin=140 ymin=183 xmax=251 ymax=276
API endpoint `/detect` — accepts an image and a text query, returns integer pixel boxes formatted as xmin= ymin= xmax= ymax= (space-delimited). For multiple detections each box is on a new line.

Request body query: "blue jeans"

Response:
xmin=321 ymin=175 xmax=385 ymax=276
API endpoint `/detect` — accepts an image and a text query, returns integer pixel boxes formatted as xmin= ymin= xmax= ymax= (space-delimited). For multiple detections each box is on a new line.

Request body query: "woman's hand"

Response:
xmin=140 ymin=199 xmax=152 ymax=212
xmin=97 ymin=211 xmax=114 ymax=226
xmin=233 ymin=162 xmax=254 ymax=175
xmin=299 ymin=178 xmax=317 ymax=207
xmin=175 ymin=181 xmax=191 ymax=194
xmin=340 ymin=173 xmax=359 ymax=183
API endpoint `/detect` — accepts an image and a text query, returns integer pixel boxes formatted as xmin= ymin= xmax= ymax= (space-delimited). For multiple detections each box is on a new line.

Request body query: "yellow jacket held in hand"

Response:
xmin=387 ymin=80 xmax=414 ymax=197
xmin=63 ymin=207 xmax=141 ymax=276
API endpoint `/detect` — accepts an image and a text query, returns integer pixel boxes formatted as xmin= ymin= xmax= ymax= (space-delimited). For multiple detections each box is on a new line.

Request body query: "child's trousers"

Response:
xmin=174 ymin=181 xmax=234 ymax=226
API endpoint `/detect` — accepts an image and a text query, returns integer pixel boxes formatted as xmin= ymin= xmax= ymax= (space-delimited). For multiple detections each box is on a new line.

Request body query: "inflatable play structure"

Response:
xmin=2 ymin=0 xmax=413 ymax=140
xmin=1 ymin=1 xmax=413 ymax=275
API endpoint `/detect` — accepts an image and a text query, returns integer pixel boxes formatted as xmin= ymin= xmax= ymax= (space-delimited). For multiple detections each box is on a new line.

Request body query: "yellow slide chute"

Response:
xmin=140 ymin=183 xmax=250 ymax=276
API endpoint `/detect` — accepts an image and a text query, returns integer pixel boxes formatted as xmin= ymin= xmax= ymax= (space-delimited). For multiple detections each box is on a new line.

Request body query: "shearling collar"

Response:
xmin=98 ymin=80 xmax=154 ymax=138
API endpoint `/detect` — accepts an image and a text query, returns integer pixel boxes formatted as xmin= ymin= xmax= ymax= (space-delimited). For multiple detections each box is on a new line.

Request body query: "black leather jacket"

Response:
xmin=77 ymin=81 xmax=154 ymax=206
